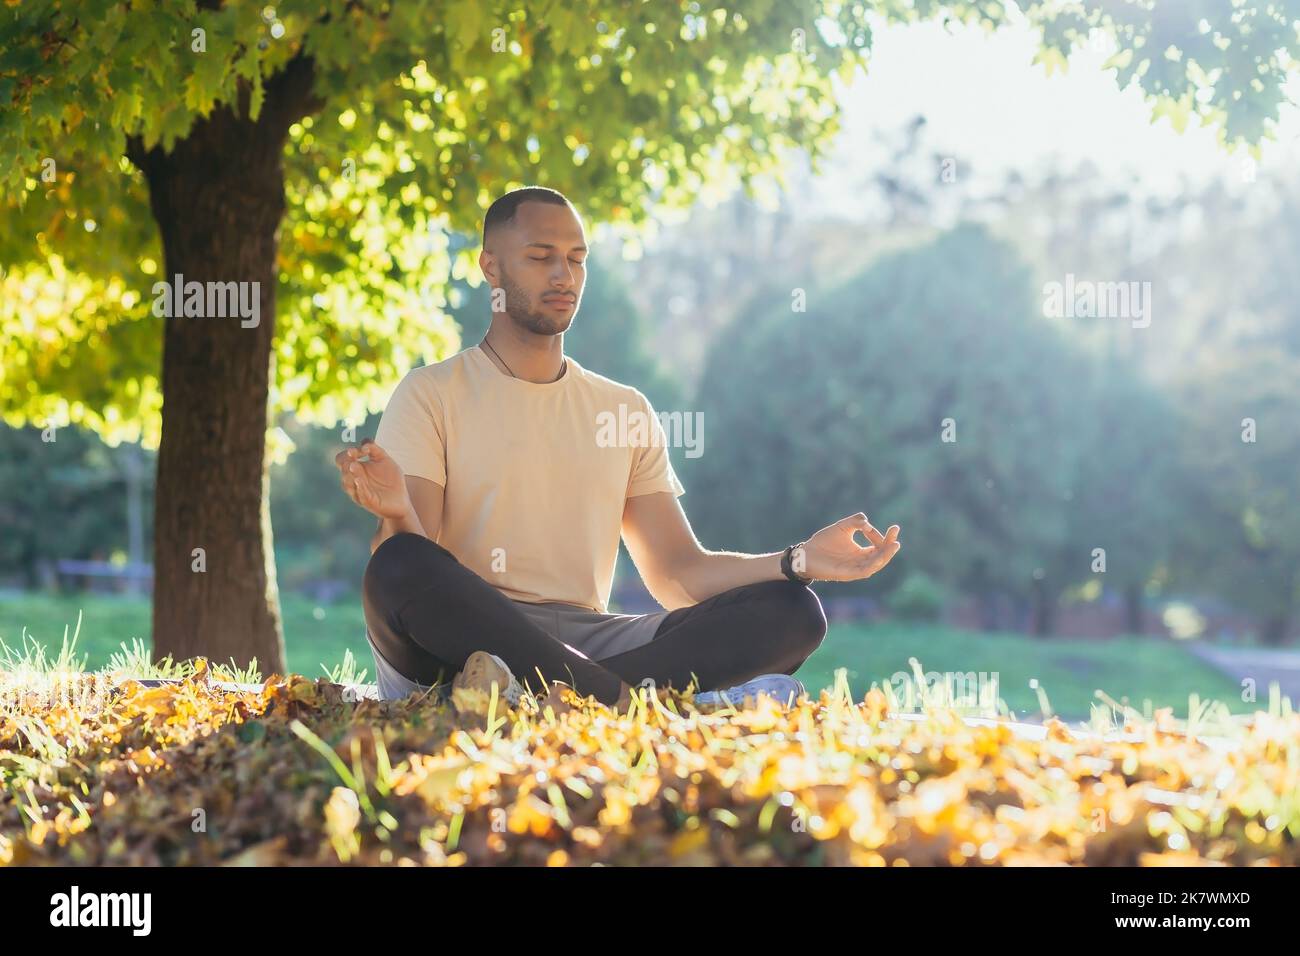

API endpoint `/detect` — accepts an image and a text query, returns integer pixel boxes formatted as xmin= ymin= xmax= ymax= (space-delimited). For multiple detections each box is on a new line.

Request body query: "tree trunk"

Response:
xmin=127 ymin=57 xmax=321 ymax=676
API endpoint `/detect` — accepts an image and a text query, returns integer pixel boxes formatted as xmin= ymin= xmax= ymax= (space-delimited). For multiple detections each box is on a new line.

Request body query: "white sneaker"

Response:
xmin=692 ymin=674 xmax=805 ymax=712
xmin=452 ymin=650 xmax=524 ymax=705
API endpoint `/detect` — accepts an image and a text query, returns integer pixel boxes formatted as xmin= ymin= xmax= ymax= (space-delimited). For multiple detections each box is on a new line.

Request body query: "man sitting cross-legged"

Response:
xmin=337 ymin=186 xmax=901 ymax=714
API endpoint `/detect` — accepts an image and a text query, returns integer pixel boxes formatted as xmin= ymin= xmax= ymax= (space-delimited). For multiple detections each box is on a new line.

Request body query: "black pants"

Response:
xmin=362 ymin=532 xmax=828 ymax=705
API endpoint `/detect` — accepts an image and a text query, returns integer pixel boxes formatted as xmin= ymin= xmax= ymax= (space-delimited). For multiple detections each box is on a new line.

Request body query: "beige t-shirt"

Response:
xmin=375 ymin=346 xmax=685 ymax=613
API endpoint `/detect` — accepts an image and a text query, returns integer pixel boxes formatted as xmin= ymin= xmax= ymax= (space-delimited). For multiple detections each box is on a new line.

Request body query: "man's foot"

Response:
xmin=452 ymin=650 xmax=524 ymax=706
xmin=691 ymin=674 xmax=805 ymax=713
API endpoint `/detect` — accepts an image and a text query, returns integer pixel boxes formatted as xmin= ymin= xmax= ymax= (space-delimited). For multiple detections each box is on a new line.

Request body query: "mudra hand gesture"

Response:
xmin=794 ymin=513 xmax=901 ymax=583
xmin=334 ymin=439 xmax=412 ymax=520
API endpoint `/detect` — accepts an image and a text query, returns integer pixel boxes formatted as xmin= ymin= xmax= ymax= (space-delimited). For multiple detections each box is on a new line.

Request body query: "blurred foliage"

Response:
xmin=0 ymin=423 xmax=151 ymax=588
xmin=885 ymin=571 xmax=946 ymax=622
xmin=685 ymin=222 xmax=1202 ymax=632
xmin=0 ymin=0 xmax=878 ymax=444
xmin=692 ymin=224 xmax=1091 ymax=596
xmin=267 ymin=411 xmax=382 ymax=595
xmin=1172 ymin=350 xmax=1300 ymax=644
xmin=3 ymin=0 xmax=1295 ymax=442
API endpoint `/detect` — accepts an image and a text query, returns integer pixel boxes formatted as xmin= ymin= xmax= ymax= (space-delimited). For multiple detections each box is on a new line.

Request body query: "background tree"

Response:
xmin=690 ymin=224 xmax=1087 ymax=620
xmin=0 ymin=423 xmax=153 ymax=590
xmin=1043 ymin=358 xmax=1182 ymax=636
xmin=2 ymin=1 xmax=1296 ymax=671
xmin=1172 ymin=351 xmax=1300 ymax=646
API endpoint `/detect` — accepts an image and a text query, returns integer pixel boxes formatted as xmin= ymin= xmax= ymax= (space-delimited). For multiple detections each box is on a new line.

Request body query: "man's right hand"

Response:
xmin=335 ymin=439 xmax=413 ymax=520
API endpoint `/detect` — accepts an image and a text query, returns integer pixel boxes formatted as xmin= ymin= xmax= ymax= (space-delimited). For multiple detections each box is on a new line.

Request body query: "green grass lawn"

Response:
xmin=799 ymin=621 xmax=1248 ymax=722
xmin=0 ymin=591 xmax=371 ymax=684
xmin=0 ymin=591 xmax=1246 ymax=721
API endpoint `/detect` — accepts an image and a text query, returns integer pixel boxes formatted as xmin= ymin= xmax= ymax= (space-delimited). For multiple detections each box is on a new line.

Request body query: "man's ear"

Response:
xmin=478 ymin=249 xmax=497 ymax=285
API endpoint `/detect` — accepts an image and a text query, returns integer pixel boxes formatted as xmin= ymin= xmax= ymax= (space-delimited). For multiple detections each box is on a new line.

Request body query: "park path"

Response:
xmin=1184 ymin=642 xmax=1300 ymax=707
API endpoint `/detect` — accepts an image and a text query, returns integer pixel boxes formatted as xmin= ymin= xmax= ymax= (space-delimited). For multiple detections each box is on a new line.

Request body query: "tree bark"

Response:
xmin=127 ymin=56 xmax=322 ymax=675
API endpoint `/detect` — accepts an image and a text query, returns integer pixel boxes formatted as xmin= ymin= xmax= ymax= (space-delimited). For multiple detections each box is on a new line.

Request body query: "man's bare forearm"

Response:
xmin=662 ymin=550 xmax=787 ymax=606
xmin=369 ymin=509 xmax=428 ymax=554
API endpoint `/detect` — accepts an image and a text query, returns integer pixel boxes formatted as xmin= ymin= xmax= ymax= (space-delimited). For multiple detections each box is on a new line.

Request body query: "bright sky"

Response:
xmin=622 ymin=15 xmax=1300 ymax=241
xmin=847 ymin=16 xmax=1294 ymax=193
xmin=782 ymin=17 xmax=1297 ymax=220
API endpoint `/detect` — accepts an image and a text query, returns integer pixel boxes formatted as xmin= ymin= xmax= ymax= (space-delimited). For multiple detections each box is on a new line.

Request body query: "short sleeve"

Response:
xmin=626 ymin=389 xmax=686 ymax=499
xmin=375 ymin=369 xmax=447 ymax=486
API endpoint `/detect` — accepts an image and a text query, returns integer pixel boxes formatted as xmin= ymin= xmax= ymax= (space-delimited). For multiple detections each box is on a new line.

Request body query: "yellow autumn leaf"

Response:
xmin=669 ymin=826 xmax=710 ymax=858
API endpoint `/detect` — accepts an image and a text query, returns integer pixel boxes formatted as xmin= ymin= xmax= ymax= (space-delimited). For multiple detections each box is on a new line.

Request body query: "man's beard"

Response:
xmin=496 ymin=266 xmax=576 ymax=336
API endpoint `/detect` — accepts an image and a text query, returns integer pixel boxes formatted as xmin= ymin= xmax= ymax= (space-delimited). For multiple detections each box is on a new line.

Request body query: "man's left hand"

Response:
xmin=797 ymin=513 xmax=901 ymax=583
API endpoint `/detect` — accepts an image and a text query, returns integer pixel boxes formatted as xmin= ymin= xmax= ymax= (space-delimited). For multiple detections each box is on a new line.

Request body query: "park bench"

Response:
xmin=54 ymin=559 xmax=153 ymax=593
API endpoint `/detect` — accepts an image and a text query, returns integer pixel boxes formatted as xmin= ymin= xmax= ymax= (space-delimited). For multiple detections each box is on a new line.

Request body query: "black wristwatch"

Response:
xmin=781 ymin=542 xmax=813 ymax=584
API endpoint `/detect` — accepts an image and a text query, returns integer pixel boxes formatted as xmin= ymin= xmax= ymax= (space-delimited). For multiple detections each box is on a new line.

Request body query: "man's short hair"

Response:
xmin=482 ymin=186 xmax=574 ymax=247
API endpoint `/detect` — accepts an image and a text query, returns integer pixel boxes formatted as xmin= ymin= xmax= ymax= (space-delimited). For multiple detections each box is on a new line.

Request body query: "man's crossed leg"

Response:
xmin=362 ymin=532 xmax=828 ymax=705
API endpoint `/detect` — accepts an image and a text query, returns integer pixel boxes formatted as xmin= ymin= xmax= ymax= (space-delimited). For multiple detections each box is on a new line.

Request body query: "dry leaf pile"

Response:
xmin=2 ymin=659 xmax=1297 ymax=866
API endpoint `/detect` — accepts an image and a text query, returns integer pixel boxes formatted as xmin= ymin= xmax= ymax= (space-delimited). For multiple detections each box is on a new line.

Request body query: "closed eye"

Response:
xmin=529 ymin=255 xmax=585 ymax=264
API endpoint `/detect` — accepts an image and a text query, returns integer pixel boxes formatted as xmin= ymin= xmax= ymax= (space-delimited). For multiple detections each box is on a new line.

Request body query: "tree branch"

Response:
xmin=255 ymin=50 xmax=327 ymax=137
